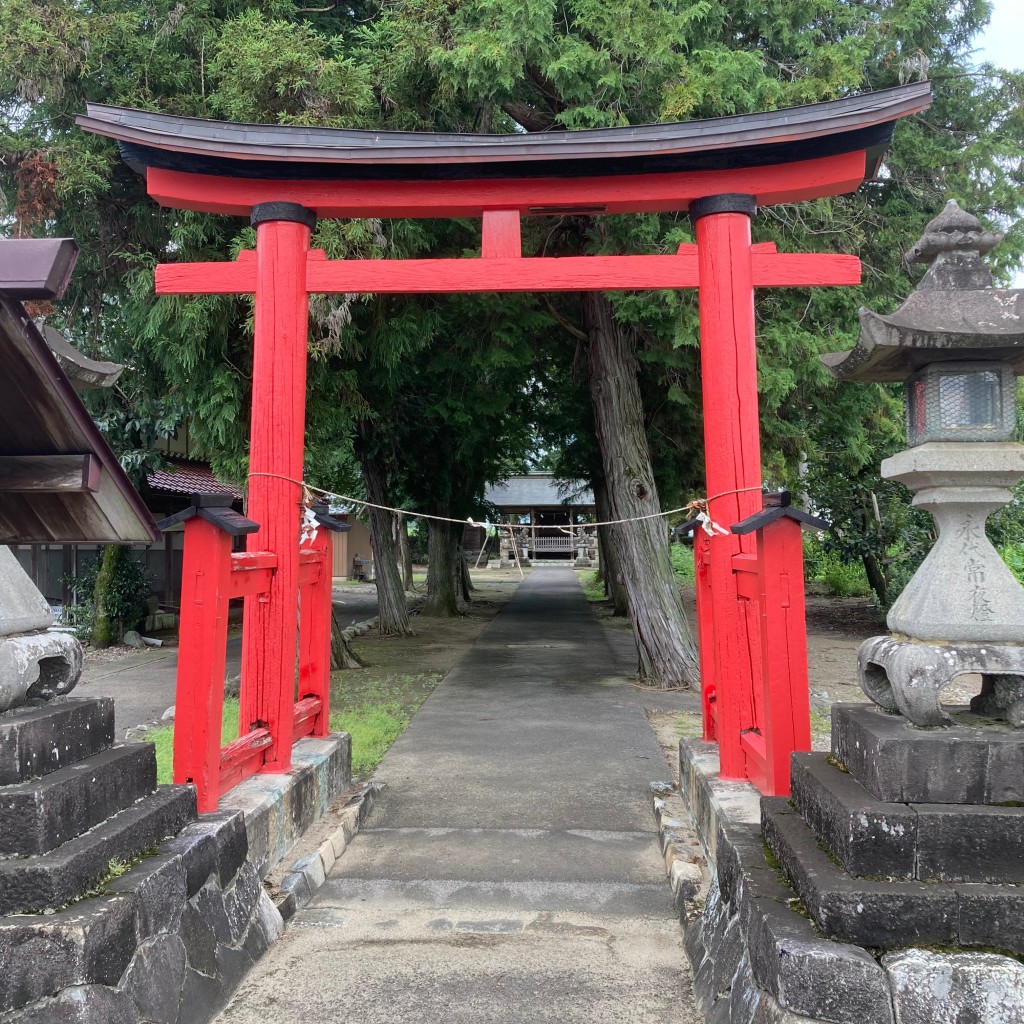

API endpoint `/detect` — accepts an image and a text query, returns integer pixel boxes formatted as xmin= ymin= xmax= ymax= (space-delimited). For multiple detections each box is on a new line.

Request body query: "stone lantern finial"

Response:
xmin=907 ymin=199 xmax=1004 ymax=291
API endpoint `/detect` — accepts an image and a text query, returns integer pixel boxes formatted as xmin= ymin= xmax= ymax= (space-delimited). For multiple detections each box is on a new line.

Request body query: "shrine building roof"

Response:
xmin=0 ymin=241 xmax=160 ymax=544
xmin=485 ymin=476 xmax=594 ymax=510
xmin=78 ymin=84 xmax=930 ymax=184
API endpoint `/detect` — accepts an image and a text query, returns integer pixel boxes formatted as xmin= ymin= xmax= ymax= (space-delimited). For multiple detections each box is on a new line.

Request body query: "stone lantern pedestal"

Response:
xmin=857 ymin=441 xmax=1024 ymax=726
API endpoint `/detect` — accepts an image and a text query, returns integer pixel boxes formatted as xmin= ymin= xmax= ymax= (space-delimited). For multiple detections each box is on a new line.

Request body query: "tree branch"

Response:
xmin=500 ymin=100 xmax=556 ymax=133
xmin=542 ymin=294 xmax=588 ymax=342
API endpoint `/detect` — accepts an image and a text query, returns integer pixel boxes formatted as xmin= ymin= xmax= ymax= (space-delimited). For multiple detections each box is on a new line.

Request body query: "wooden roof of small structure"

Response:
xmin=485 ymin=476 xmax=594 ymax=511
xmin=0 ymin=240 xmax=160 ymax=544
xmin=78 ymin=84 xmax=930 ymax=185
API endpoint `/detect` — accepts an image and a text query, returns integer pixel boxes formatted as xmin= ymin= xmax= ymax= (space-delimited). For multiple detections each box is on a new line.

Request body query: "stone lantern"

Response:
xmin=823 ymin=200 xmax=1024 ymax=727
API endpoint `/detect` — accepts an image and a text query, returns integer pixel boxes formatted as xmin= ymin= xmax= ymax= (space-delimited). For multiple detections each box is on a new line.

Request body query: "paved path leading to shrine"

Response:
xmin=217 ymin=568 xmax=699 ymax=1024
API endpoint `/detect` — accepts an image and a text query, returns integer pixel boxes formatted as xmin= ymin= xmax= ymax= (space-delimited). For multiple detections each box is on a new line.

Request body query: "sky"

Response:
xmin=973 ymin=0 xmax=1023 ymax=282
xmin=974 ymin=0 xmax=1024 ymax=72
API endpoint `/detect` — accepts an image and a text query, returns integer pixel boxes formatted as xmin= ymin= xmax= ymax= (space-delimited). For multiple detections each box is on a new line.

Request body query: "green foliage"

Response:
xmin=64 ymin=548 xmax=152 ymax=646
xmin=579 ymin=570 xmax=606 ymax=602
xmin=671 ymin=543 xmax=696 ymax=586
xmin=1002 ymin=544 xmax=1024 ymax=587
xmin=803 ymin=536 xmax=872 ymax=598
xmin=2 ymin=0 xmax=1022 ymax=594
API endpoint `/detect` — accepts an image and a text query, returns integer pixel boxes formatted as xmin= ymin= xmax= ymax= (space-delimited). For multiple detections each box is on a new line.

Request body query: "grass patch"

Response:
xmin=146 ymin=698 xmax=240 ymax=784
xmin=579 ymin=570 xmax=606 ymax=602
xmin=146 ymin=675 xmax=440 ymax=785
xmin=671 ymin=544 xmax=695 ymax=586
xmin=809 ymin=707 xmax=831 ymax=739
xmin=675 ymin=712 xmax=704 ymax=739
xmin=329 ymin=703 xmax=408 ymax=777
xmin=331 ymin=671 xmax=441 ymax=777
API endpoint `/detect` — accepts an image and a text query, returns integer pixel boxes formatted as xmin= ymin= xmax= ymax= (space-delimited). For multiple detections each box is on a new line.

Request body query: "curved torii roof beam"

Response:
xmin=78 ymin=83 xmax=930 ymax=219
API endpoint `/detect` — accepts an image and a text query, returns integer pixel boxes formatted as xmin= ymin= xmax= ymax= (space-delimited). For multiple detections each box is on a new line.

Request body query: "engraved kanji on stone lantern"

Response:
xmin=823 ymin=201 xmax=1024 ymax=727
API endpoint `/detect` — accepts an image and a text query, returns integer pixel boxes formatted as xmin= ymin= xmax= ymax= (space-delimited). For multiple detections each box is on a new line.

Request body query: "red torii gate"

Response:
xmin=79 ymin=84 xmax=930 ymax=806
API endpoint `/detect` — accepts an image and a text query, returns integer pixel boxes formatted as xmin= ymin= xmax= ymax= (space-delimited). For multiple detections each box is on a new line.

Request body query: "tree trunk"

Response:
xmin=460 ymin=545 xmax=475 ymax=593
xmin=423 ymin=519 xmax=461 ymax=616
xmin=583 ymin=292 xmax=699 ymax=688
xmin=398 ymin=517 xmax=414 ymax=591
xmin=361 ymin=447 xmax=412 ymax=636
xmin=330 ymin=605 xmax=365 ymax=670
xmin=862 ymin=553 xmax=888 ymax=609
xmin=91 ymin=545 xmax=117 ymax=648
xmin=593 ymin=476 xmax=628 ymax=615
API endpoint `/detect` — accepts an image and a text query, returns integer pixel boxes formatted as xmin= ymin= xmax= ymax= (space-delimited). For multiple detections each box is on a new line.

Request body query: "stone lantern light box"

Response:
xmin=823 ymin=200 xmax=1024 ymax=728
xmin=905 ymin=359 xmax=1016 ymax=446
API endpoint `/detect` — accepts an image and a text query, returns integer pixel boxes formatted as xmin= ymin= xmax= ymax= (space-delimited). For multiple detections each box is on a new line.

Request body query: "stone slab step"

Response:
xmin=0 ymin=697 xmax=114 ymax=784
xmin=832 ymin=702 xmax=1024 ymax=805
xmin=790 ymin=752 xmax=917 ymax=878
xmin=792 ymin=752 xmax=1024 ymax=884
xmin=216 ymin=905 xmax=688 ymax=1024
xmin=312 ymin=875 xmax=676 ymax=919
xmin=0 ymin=784 xmax=197 ymax=915
xmin=335 ymin=826 xmax=666 ymax=885
xmin=0 ymin=742 xmax=157 ymax=857
xmin=762 ymin=797 xmax=1024 ymax=953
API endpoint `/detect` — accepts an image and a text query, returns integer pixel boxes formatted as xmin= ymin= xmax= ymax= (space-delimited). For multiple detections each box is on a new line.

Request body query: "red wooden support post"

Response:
xmin=755 ymin=516 xmax=813 ymax=795
xmin=298 ymin=531 xmax=332 ymax=738
xmin=173 ymin=515 xmax=233 ymax=812
xmin=311 ymin=528 xmax=334 ymax=736
xmin=241 ymin=202 xmax=316 ymax=773
xmin=692 ymin=194 xmax=764 ymax=779
xmin=481 ymin=210 xmax=522 ymax=258
xmin=693 ymin=531 xmax=718 ymax=742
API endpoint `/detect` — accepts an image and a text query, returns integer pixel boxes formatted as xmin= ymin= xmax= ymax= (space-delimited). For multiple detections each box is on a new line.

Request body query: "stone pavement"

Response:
xmin=217 ymin=569 xmax=700 ymax=1023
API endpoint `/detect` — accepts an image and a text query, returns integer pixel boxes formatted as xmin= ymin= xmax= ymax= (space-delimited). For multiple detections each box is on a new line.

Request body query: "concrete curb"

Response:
xmin=649 ymin=780 xmax=708 ymax=917
xmin=271 ymin=780 xmax=383 ymax=921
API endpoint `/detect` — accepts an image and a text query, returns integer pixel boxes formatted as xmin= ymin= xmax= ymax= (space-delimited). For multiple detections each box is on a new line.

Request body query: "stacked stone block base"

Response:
xmin=0 ymin=697 xmax=352 ymax=1023
xmin=673 ymin=727 xmax=1024 ymax=1024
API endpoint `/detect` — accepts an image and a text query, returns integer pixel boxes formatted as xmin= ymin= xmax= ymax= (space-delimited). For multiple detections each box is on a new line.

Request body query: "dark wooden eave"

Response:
xmin=0 ymin=240 xmax=79 ymax=299
xmin=0 ymin=296 xmax=159 ymax=544
xmin=77 ymin=83 xmax=931 ymax=183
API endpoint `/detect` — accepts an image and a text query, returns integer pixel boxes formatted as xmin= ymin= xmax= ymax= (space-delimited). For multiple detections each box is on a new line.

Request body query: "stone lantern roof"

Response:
xmin=821 ymin=201 xmax=1024 ymax=382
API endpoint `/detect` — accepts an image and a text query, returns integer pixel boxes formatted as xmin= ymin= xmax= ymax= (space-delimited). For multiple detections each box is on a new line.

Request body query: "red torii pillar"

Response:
xmin=692 ymin=195 xmax=765 ymax=779
xmin=154 ymin=184 xmax=858 ymax=789
xmin=242 ymin=202 xmax=317 ymax=771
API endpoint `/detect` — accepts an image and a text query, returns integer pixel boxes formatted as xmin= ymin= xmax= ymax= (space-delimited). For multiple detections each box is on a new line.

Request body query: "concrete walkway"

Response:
xmin=218 ymin=569 xmax=699 ymax=1023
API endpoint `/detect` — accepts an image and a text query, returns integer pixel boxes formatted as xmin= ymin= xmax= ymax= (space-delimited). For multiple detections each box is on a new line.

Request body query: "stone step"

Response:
xmin=791 ymin=752 xmax=917 ymax=879
xmin=761 ymin=797 xmax=1024 ymax=954
xmin=791 ymin=752 xmax=1024 ymax=884
xmin=312 ymin=875 xmax=676 ymax=919
xmin=832 ymin=702 xmax=1024 ymax=804
xmin=0 ymin=742 xmax=157 ymax=857
xmin=0 ymin=784 xmax=197 ymax=915
xmin=336 ymin=826 xmax=667 ymax=885
xmin=0 ymin=697 xmax=114 ymax=784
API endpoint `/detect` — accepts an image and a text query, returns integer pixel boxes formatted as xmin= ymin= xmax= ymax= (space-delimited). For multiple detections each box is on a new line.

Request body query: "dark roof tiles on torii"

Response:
xmin=77 ymin=83 xmax=931 ymax=184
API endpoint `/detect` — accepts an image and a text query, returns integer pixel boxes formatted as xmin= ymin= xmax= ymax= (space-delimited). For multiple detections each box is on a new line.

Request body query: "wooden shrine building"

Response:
xmin=483 ymin=475 xmax=596 ymax=565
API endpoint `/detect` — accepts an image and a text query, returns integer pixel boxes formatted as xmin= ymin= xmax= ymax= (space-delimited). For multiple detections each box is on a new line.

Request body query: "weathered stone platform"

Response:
xmin=674 ymin=723 xmax=1024 ymax=1024
xmin=0 ymin=695 xmax=351 ymax=1024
